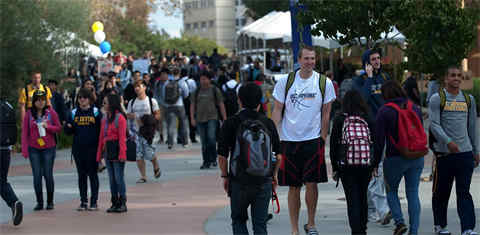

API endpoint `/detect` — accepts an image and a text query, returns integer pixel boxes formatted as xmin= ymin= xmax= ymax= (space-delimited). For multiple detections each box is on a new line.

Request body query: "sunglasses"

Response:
xmin=78 ymin=96 xmax=88 ymax=99
xmin=34 ymin=90 xmax=46 ymax=96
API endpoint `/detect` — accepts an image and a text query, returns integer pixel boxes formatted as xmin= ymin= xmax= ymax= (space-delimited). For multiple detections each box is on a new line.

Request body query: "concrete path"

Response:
xmin=1 ymin=142 xmax=479 ymax=235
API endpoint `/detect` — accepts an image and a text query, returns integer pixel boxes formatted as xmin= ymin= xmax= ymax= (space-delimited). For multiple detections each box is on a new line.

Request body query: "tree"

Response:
xmin=297 ymin=0 xmax=400 ymax=49
xmin=0 ymin=0 xmax=90 ymax=105
xmin=243 ymin=0 xmax=289 ymax=20
xmin=394 ymin=0 xmax=480 ymax=77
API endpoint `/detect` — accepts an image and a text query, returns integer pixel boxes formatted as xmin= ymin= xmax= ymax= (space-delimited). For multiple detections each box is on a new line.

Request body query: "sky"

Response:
xmin=149 ymin=7 xmax=183 ymax=38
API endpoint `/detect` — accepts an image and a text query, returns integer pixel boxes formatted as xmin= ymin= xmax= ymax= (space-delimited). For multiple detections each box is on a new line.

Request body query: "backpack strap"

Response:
xmin=148 ymin=96 xmax=154 ymax=114
xmin=281 ymin=71 xmax=296 ymax=117
xmin=319 ymin=74 xmax=327 ymax=104
xmin=439 ymin=89 xmax=471 ymax=112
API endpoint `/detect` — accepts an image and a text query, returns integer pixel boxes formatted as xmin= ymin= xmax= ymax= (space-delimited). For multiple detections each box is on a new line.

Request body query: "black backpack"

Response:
xmin=230 ymin=119 xmax=273 ymax=182
xmin=223 ymin=84 xmax=239 ymax=117
xmin=164 ymin=79 xmax=180 ymax=105
xmin=0 ymin=100 xmax=17 ymax=146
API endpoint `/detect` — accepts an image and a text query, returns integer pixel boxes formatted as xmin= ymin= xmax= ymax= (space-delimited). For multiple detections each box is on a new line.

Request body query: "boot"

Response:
xmin=46 ymin=191 xmax=54 ymax=210
xmin=115 ymin=196 xmax=127 ymax=213
xmin=106 ymin=195 xmax=119 ymax=213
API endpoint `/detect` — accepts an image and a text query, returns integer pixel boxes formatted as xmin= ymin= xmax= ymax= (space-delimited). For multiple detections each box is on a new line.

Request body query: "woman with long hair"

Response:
xmin=96 ymin=94 xmax=128 ymax=213
xmin=375 ymin=80 xmax=424 ymax=235
xmin=330 ymin=90 xmax=379 ymax=235
xmin=21 ymin=90 xmax=61 ymax=210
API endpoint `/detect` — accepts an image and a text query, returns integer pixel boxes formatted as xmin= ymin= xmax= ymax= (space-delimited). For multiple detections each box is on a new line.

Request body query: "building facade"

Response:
xmin=183 ymin=0 xmax=252 ymax=51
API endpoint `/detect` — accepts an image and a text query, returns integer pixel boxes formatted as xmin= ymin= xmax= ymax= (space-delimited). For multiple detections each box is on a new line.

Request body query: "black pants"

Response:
xmin=73 ymin=150 xmax=99 ymax=204
xmin=0 ymin=149 xmax=19 ymax=208
xmin=432 ymin=151 xmax=476 ymax=232
xmin=340 ymin=168 xmax=372 ymax=235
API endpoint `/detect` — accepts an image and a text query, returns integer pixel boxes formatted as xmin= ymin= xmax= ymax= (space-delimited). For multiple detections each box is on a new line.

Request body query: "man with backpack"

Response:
xmin=429 ymin=65 xmax=479 ymax=235
xmin=19 ymin=71 xmax=52 ymax=127
xmin=271 ymin=45 xmax=336 ymax=235
xmin=153 ymin=68 xmax=169 ymax=144
xmin=218 ymin=82 xmax=281 ymax=235
xmin=163 ymin=67 xmax=189 ymax=149
xmin=190 ymin=71 xmax=227 ymax=169
xmin=353 ymin=48 xmax=392 ymax=225
xmin=127 ymin=80 xmax=162 ymax=183
xmin=0 ymin=99 xmax=23 ymax=226
xmin=222 ymin=76 xmax=240 ymax=118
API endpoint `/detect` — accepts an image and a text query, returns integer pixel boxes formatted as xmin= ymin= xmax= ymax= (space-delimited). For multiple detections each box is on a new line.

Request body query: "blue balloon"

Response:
xmin=99 ymin=41 xmax=111 ymax=54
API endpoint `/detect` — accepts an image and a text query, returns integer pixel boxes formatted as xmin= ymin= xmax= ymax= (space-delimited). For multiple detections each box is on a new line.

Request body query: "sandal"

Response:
xmin=304 ymin=224 xmax=318 ymax=235
xmin=136 ymin=178 xmax=147 ymax=183
xmin=154 ymin=168 xmax=162 ymax=179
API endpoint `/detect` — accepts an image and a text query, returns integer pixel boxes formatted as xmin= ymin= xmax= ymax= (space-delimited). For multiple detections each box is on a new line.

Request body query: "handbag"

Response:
xmin=105 ymin=140 xmax=119 ymax=161
xmin=126 ymin=136 xmax=136 ymax=162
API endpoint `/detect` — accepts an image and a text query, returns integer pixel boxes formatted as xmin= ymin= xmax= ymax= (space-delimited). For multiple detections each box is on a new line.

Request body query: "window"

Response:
xmin=193 ymin=22 xmax=198 ymax=29
xmin=185 ymin=23 xmax=191 ymax=30
xmin=236 ymin=19 xmax=240 ymax=27
xmin=201 ymin=21 xmax=207 ymax=28
xmin=209 ymin=20 xmax=214 ymax=27
xmin=208 ymin=0 xmax=215 ymax=7
xmin=241 ymin=18 xmax=247 ymax=26
xmin=200 ymin=0 xmax=207 ymax=8
xmin=235 ymin=0 xmax=239 ymax=6
xmin=192 ymin=1 xmax=198 ymax=8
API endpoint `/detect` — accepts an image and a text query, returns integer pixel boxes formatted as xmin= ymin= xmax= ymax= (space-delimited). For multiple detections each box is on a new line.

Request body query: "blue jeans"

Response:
xmin=1 ymin=149 xmax=19 ymax=208
xmin=230 ymin=180 xmax=272 ymax=235
xmin=197 ymin=119 xmax=218 ymax=165
xmin=106 ymin=161 xmax=126 ymax=197
xmin=383 ymin=156 xmax=424 ymax=235
xmin=29 ymin=147 xmax=56 ymax=204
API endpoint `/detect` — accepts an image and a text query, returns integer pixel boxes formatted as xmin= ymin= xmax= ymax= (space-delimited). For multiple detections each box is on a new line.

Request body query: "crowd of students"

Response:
xmin=0 ymin=46 xmax=478 ymax=235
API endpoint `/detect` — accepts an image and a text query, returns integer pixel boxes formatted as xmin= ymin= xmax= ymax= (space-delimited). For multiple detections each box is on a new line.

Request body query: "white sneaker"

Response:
xmin=434 ymin=225 xmax=451 ymax=235
xmin=462 ymin=229 xmax=479 ymax=235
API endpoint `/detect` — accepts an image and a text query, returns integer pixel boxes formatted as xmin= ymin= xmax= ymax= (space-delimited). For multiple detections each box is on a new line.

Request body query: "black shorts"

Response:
xmin=278 ymin=137 xmax=328 ymax=187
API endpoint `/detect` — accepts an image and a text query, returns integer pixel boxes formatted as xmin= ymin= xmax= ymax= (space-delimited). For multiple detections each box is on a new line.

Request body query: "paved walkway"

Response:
xmin=1 ymin=141 xmax=479 ymax=235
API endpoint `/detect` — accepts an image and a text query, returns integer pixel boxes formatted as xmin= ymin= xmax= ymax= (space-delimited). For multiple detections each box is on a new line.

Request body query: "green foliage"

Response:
xmin=297 ymin=0 xmax=399 ymax=49
xmin=0 ymin=0 xmax=90 ymax=106
xmin=110 ymin=18 xmax=227 ymax=55
xmin=394 ymin=0 xmax=480 ymax=78
xmin=243 ymin=0 xmax=289 ymax=20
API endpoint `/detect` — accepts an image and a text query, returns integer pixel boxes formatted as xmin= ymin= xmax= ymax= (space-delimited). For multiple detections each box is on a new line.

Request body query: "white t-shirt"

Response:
xmin=273 ymin=71 xmax=336 ymax=141
xmin=127 ymin=96 xmax=159 ymax=133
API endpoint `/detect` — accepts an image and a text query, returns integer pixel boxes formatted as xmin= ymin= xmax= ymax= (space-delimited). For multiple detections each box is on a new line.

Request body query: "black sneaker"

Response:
xmin=77 ymin=202 xmax=88 ymax=211
xmin=89 ymin=203 xmax=99 ymax=211
xmin=33 ymin=203 xmax=43 ymax=211
xmin=168 ymin=144 xmax=173 ymax=150
xmin=12 ymin=201 xmax=23 ymax=226
xmin=200 ymin=164 xmax=210 ymax=169
xmin=394 ymin=223 xmax=408 ymax=235
xmin=211 ymin=162 xmax=218 ymax=167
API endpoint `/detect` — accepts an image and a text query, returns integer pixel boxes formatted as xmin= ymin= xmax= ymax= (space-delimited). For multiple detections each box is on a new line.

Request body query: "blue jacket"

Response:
xmin=353 ymin=49 xmax=390 ymax=116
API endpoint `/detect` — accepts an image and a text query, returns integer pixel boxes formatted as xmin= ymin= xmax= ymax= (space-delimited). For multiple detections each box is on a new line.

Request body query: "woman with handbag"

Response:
xmin=330 ymin=90 xmax=380 ymax=235
xmin=21 ymin=90 xmax=62 ymax=211
xmin=97 ymin=94 xmax=128 ymax=213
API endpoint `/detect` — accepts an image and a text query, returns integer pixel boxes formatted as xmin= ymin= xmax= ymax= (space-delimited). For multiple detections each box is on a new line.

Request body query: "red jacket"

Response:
xmin=96 ymin=112 xmax=127 ymax=162
xmin=21 ymin=107 xmax=61 ymax=158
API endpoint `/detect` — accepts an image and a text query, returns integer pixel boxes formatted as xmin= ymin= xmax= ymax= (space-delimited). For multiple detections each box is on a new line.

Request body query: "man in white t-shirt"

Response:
xmin=272 ymin=45 xmax=336 ymax=235
xmin=127 ymin=80 xmax=162 ymax=183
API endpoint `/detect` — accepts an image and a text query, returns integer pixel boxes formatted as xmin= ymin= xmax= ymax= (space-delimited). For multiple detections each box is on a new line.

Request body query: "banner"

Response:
xmin=132 ymin=59 xmax=151 ymax=75
xmin=97 ymin=59 xmax=113 ymax=74
xmin=290 ymin=0 xmax=313 ymax=70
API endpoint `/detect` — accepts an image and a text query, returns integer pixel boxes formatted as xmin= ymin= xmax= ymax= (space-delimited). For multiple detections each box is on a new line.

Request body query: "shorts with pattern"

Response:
xmin=278 ymin=137 xmax=328 ymax=187
xmin=136 ymin=135 xmax=156 ymax=161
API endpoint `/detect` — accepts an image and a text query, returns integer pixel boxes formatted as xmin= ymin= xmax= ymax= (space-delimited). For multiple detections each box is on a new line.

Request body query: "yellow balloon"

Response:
xmin=91 ymin=21 xmax=104 ymax=33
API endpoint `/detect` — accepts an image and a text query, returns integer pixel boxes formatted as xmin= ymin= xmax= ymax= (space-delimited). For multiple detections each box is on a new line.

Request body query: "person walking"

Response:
xmin=21 ymin=90 xmax=61 ymax=211
xmin=218 ymin=82 xmax=282 ymax=235
xmin=65 ymin=88 xmax=102 ymax=211
xmin=126 ymin=80 xmax=162 ymax=183
xmin=376 ymin=81 xmax=427 ymax=235
xmin=271 ymin=45 xmax=336 ymax=235
xmin=0 ymin=99 xmax=23 ymax=226
xmin=429 ymin=65 xmax=479 ymax=235
xmin=190 ymin=71 xmax=227 ymax=169
xmin=353 ymin=48 xmax=392 ymax=225
xmin=97 ymin=94 xmax=128 ymax=213
xmin=330 ymin=90 xmax=380 ymax=235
